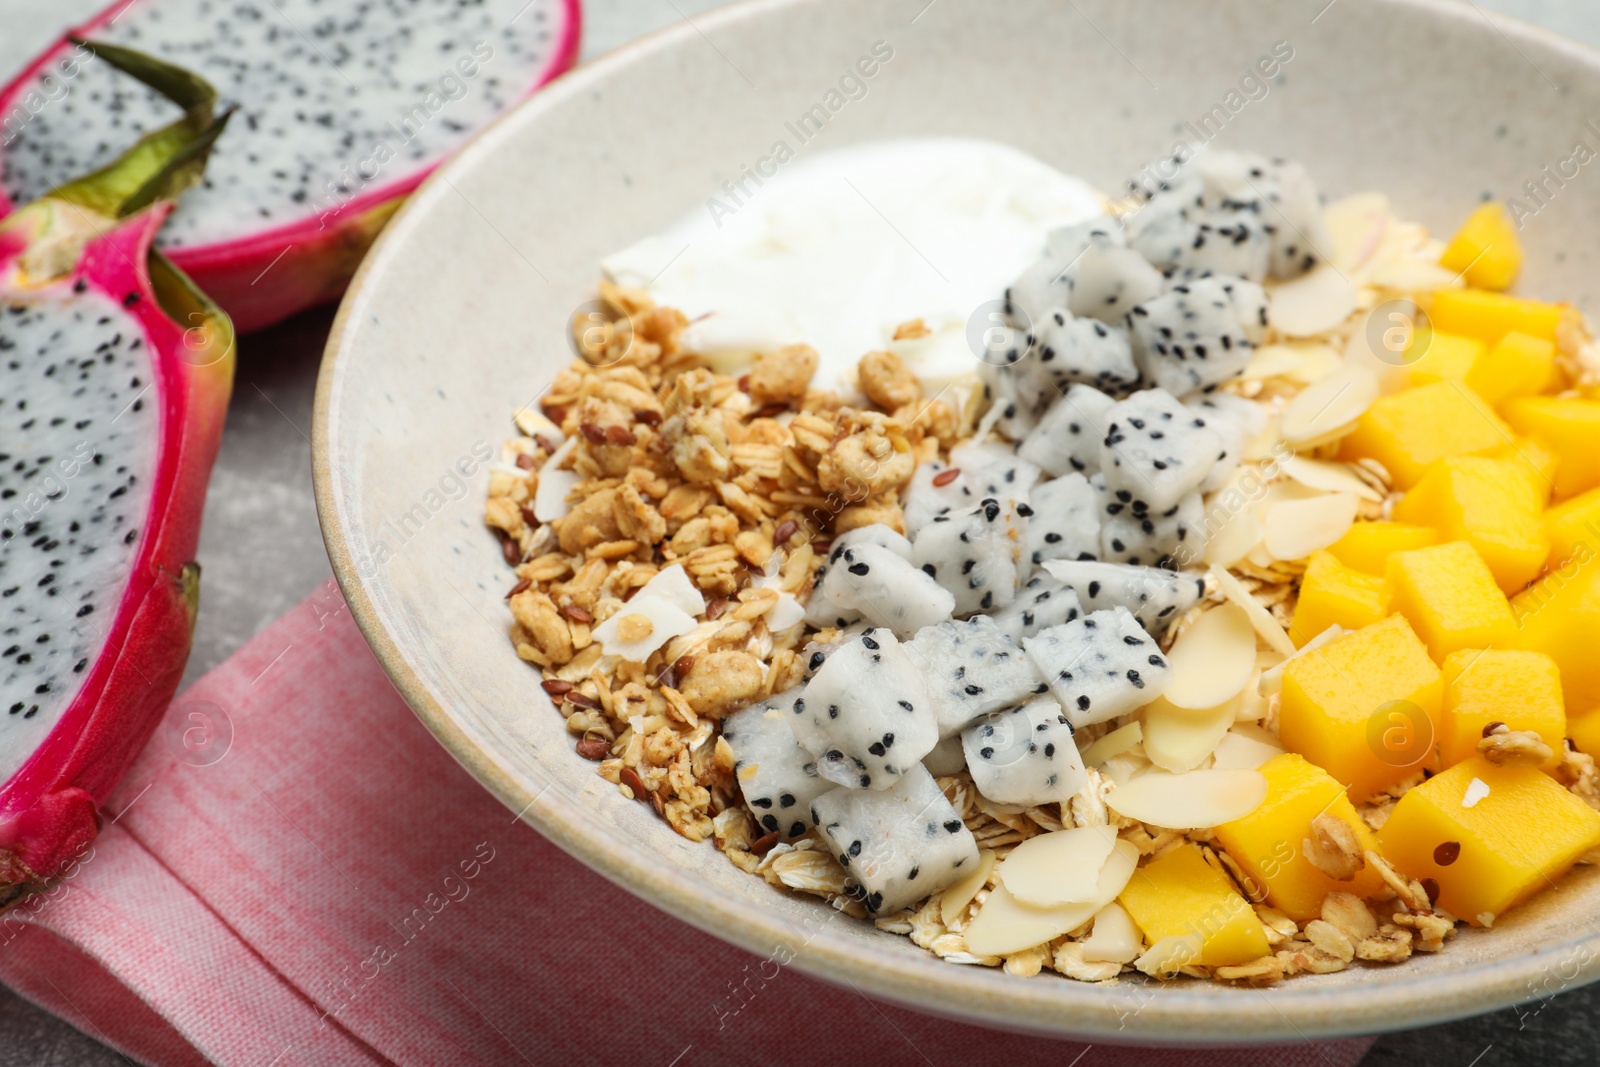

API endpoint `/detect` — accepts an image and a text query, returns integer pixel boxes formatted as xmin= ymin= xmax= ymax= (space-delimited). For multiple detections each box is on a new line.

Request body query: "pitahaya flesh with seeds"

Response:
xmin=903 ymin=616 xmax=1045 ymax=738
xmin=901 ymin=442 xmax=1038 ymax=534
xmin=0 ymin=69 xmax=234 ymax=893
xmin=912 ymin=497 xmax=1028 ymax=616
xmin=988 ymin=576 xmax=1083 ymax=644
xmin=1099 ymin=388 xmax=1224 ymax=513
xmin=962 ymin=695 xmax=1086 ymax=806
xmin=1024 ymin=607 xmax=1171 ymax=728
xmin=1039 ymin=560 xmax=1204 ymax=638
xmin=1093 ymin=477 xmax=1207 ymax=570
xmin=1126 ymin=275 xmax=1259 ymax=396
xmin=0 ymin=0 xmax=581 ymax=332
xmin=805 ymin=525 xmax=913 ymax=627
xmin=804 ymin=541 xmax=954 ymax=637
xmin=810 ymin=764 xmax=978 ymax=916
xmin=1023 ymin=473 xmax=1100 ymax=569
xmin=1017 ymin=382 xmax=1115 ymax=478
xmin=722 ymin=690 xmax=829 ymax=841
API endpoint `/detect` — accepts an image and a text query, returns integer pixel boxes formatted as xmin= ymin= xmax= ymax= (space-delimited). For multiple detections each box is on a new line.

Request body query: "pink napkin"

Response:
xmin=0 ymin=582 xmax=1376 ymax=1066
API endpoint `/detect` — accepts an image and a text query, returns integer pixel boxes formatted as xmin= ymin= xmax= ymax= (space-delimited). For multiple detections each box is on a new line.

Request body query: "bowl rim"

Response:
xmin=313 ymin=0 xmax=1600 ymax=1043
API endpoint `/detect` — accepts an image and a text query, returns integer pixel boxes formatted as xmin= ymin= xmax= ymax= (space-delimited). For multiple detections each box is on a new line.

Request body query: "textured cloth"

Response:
xmin=0 ymin=583 xmax=1374 ymax=1066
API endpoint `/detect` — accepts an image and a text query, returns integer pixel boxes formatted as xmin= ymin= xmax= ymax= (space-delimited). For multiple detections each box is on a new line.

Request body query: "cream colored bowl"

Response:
xmin=314 ymin=0 xmax=1600 ymax=1041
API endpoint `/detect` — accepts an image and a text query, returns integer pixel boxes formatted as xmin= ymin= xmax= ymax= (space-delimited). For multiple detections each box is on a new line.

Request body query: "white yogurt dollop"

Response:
xmin=600 ymin=138 xmax=1107 ymax=394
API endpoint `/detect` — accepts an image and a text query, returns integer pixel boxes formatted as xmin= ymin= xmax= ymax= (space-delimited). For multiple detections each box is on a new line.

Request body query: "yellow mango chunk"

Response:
xmin=1428 ymin=288 xmax=1564 ymax=345
xmin=1503 ymin=397 xmax=1600 ymax=500
xmin=1466 ymin=332 xmax=1558 ymax=406
xmin=1569 ymin=706 xmax=1600 ymax=762
xmin=1489 ymin=436 xmax=1558 ymax=506
xmin=1392 ymin=457 xmax=1549 ymax=594
xmin=1214 ymin=754 xmax=1387 ymax=921
xmin=1117 ymin=842 xmax=1269 ymax=966
xmin=1385 ymin=542 xmax=1517 ymax=659
xmin=1340 ymin=382 xmax=1512 ymax=490
xmin=1289 ymin=550 xmax=1390 ymax=648
xmin=1513 ymin=549 xmax=1600 ymax=710
xmin=1438 ymin=649 xmax=1564 ymax=770
xmin=1326 ymin=521 xmax=1438 ymax=575
xmin=1279 ymin=615 xmax=1443 ymax=802
xmin=1376 ymin=756 xmax=1600 ymax=923
xmin=1544 ymin=485 xmax=1600 ymax=567
xmin=1438 ymin=203 xmax=1523 ymax=291
xmin=1406 ymin=330 xmax=1483 ymax=387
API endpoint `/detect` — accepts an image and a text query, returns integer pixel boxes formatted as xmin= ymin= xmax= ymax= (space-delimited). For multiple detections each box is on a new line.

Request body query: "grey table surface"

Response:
xmin=4 ymin=0 xmax=1600 ymax=1063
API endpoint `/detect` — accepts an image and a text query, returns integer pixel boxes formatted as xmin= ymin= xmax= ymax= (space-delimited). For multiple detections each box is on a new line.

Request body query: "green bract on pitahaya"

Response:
xmin=1017 ymin=382 xmax=1115 ymax=481
xmin=791 ymin=628 xmax=937 ymax=790
xmin=0 ymin=0 xmax=581 ymax=332
xmin=902 ymin=442 xmax=1038 ymax=534
xmin=962 ymin=695 xmax=1086 ymax=806
xmin=805 ymin=525 xmax=912 ymax=628
xmin=810 ymin=764 xmax=977 ymax=916
xmin=1038 ymin=560 xmax=1204 ymax=638
xmin=1100 ymin=388 xmax=1224 ymax=512
xmin=1126 ymin=275 xmax=1261 ymax=396
xmin=1093 ymin=474 xmax=1206 ymax=569
xmin=1024 ymin=473 xmax=1099 ymax=568
xmin=805 ymin=541 xmax=954 ymax=637
xmin=903 ymin=616 xmax=1045 ymax=737
xmin=912 ymin=497 xmax=1028 ymax=616
xmin=0 ymin=56 xmax=233 ymax=894
xmin=722 ymin=690 xmax=830 ymax=841
xmin=988 ymin=576 xmax=1083 ymax=643
xmin=1024 ymin=608 xmax=1171 ymax=728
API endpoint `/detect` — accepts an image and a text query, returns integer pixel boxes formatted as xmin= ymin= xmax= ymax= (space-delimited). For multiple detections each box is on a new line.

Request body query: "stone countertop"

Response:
xmin=2 ymin=1 xmax=1600 ymax=1064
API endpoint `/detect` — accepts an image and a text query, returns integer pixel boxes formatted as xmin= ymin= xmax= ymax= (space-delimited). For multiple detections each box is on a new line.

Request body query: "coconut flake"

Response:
xmin=1162 ymin=602 xmax=1257 ymax=711
xmin=514 ymin=404 xmax=565 ymax=440
xmin=1210 ymin=724 xmax=1286 ymax=770
xmin=964 ymin=841 xmax=1138 ymax=957
xmin=1262 ymin=492 xmax=1359 ymax=562
xmin=1143 ymin=695 xmax=1240 ymax=774
xmin=591 ymin=597 xmax=697 ymax=662
xmin=1281 ymin=456 xmax=1385 ymax=503
xmin=638 ymin=564 xmax=707 ymax=617
xmin=533 ymin=437 xmax=581 ymax=522
xmin=1105 ymin=768 xmax=1268 ymax=828
xmin=1269 ymin=265 xmax=1360 ymax=337
xmin=1279 ymin=363 xmax=1379 ymax=448
xmin=1462 ymin=777 xmax=1491 ymax=808
xmin=765 ymin=592 xmax=807 ymax=632
xmin=1209 ymin=565 xmax=1296 ymax=657
xmin=1081 ymin=902 xmax=1143 ymax=964
xmin=1080 ymin=721 xmax=1143 ymax=767
xmin=940 ymin=848 xmax=996 ymax=927
xmin=997 ymin=826 xmax=1118 ymax=907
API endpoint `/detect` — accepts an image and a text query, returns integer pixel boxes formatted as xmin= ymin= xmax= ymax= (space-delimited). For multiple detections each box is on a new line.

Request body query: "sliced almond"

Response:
xmin=1135 ymin=933 xmax=1204 ymax=978
xmin=1144 ymin=695 xmax=1240 ymax=773
xmin=1106 ymin=768 xmax=1268 ymax=828
xmin=1269 ymin=265 xmax=1360 ymax=338
xmin=1370 ymin=259 xmax=1461 ymax=293
xmin=1280 ymin=456 xmax=1385 ymax=503
xmin=1210 ymin=565 xmax=1296 ymax=657
xmin=1282 ymin=342 xmax=1344 ymax=387
xmin=998 ymin=826 xmax=1118 ymax=907
xmin=1324 ymin=193 xmax=1392 ymax=272
xmin=940 ymin=848 xmax=996 ymax=927
xmin=1080 ymin=721 xmax=1143 ymax=767
xmin=1242 ymin=344 xmax=1307 ymax=381
xmin=1279 ymin=363 xmax=1379 ymax=448
xmin=1211 ymin=724 xmax=1287 ymax=770
xmin=1162 ymin=602 xmax=1257 ymax=711
xmin=1258 ymin=624 xmax=1346 ymax=696
xmin=1203 ymin=504 xmax=1263 ymax=568
xmin=1262 ymin=492 xmax=1359 ymax=562
xmin=964 ymin=841 xmax=1139 ymax=957
xmin=1081 ymin=901 xmax=1143 ymax=964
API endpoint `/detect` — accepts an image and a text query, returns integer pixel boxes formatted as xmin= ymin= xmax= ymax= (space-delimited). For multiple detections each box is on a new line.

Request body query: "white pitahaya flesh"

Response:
xmin=1025 ymin=309 xmax=1141 ymax=397
xmin=791 ymin=628 xmax=938 ymax=790
xmin=1024 ymin=473 xmax=1100 ymax=569
xmin=903 ymin=616 xmax=1045 ymax=738
xmin=962 ymin=695 xmax=1086 ymax=806
xmin=1039 ymin=560 xmax=1204 ymax=638
xmin=901 ymin=442 xmax=1038 ymax=534
xmin=1066 ymin=243 xmax=1165 ymax=324
xmin=722 ymin=690 xmax=830 ymax=841
xmin=1017 ymin=382 xmax=1116 ymax=478
xmin=805 ymin=525 xmax=913 ymax=627
xmin=0 ymin=0 xmax=580 ymax=331
xmin=810 ymin=764 xmax=978 ymax=916
xmin=1126 ymin=275 xmax=1259 ymax=396
xmin=912 ymin=497 xmax=1028 ymax=616
xmin=988 ymin=576 xmax=1084 ymax=644
xmin=0 ymin=107 xmax=234 ymax=891
xmin=1187 ymin=391 xmax=1269 ymax=493
xmin=1095 ymin=479 xmax=1206 ymax=569
xmin=1024 ymin=607 xmax=1171 ymax=728
xmin=805 ymin=541 xmax=954 ymax=637
xmin=1100 ymin=388 xmax=1224 ymax=513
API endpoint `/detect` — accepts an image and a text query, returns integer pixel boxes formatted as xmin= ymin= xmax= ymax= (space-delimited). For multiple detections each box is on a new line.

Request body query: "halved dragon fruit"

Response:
xmin=988 ymin=576 xmax=1084 ymax=643
xmin=810 ymin=764 xmax=978 ymax=916
xmin=912 ymin=498 xmax=1029 ymax=616
xmin=1024 ymin=474 xmax=1100 ymax=568
xmin=1 ymin=0 xmax=582 ymax=331
xmin=903 ymin=616 xmax=1045 ymax=737
xmin=1018 ymin=382 xmax=1116 ymax=478
xmin=0 ymin=69 xmax=233 ymax=892
xmin=1038 ymin=560 xmax=1204 ymax=638
xmin=962 ymin=695 xmax=1086 ymax=806
xmin=791 ymin=629 xmax=937 ymax=790
xmin=1024 ymin=608 xmax=1171 ymax=728
xmin=723 ymin=690 xmax=830 ymax=841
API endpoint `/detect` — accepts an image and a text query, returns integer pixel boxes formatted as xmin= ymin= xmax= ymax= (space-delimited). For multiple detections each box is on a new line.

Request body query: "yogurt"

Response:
xmin=600 ymin=138 xmax=1107 ymax=394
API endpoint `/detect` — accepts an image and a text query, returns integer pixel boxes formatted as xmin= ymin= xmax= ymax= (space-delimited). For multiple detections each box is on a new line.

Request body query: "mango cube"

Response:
xmin=1385 ymin=542 xmax=1517 ymax=659
xmin=1438 ymin=649 xmax=1564 ymax=771
xmin=1279 ymin=615 xmax=1443 ymax=801
xmin=1544 ymin=485 xmax=1600 ymax=567
xmin=1289 ymin=550 xmax=1391 ymax=648
xmin=1214 ymin=753 xmax=1388 ymax=921
xmin=1376 ymin=756 xmax=1600 ymax=923
xmin=1391 ymin=457 xmax=1549 ymax=595
xmin=1503 ymin=397 xmax=1600 ymax=500
xmin=1466 ymin=332 xmax=1558 ymax=406
xmin=1428 ymin=288 xmax=1564 ymax=345
xmin=1439 ymin=203 xmax=1523 ymax=291
xmin=1570 ymin=707 xmax=1600 ymax=762
xmin=1117 ymin=842 xmax=1269 ymax=966
xmin=1513 ymin=550 xmax=1600 ymax=711
xmin=1489 ymin=436 xmax=1559 ymax=506
xmin=1340 ymin=382 xmax=1512 ymax=489
xmin=1406 ymin=330 xmax=1483 ymax=387
xmin=1326 ymin=521 xmax=1438 ymax=575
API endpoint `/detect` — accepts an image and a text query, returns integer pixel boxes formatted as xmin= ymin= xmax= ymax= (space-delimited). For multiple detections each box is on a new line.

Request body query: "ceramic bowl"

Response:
xmin=314 ymin=0 xmax=1600 ymax=1042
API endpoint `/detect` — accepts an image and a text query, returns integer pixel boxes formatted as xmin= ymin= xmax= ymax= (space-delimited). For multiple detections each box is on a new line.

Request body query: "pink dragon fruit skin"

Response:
xmin=0 ymin=199 xmax=233 ymax=892
xmin=0 ymin=0 xmax=582 ymax=333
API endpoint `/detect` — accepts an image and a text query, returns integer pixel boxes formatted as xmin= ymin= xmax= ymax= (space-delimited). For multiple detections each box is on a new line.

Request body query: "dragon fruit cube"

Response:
xmin=1126 ymin=275 xmax=1258 ymax=395
xmin=722 ymin=689 xmax=832 ymax=840
xmin=1038 ymin=560 xmax=1205 ymax=638
xmin=792 ymin=628 xmax=938 ymax=789
xmin=904 ymin=616 xmax=1046 ymax=737
xmin=1024 ymin=473 xmax=1101 ymax=569
xmin=963 ymin=695 xmax=1087 ymax=806
xmin=1018 ymin=383 xmax=1117 ymax=478
xmin=1099 ymin=388 xmax=1224 ymax=513
xmin=912 ymin=498 xmax=1028 ymax=616
xmin=989 ymin=576 xmax=1085 ymax=643
xmin=1024 ymin=607 xmax=1172 ymax=728
xmin=806 ymin=542 xmax=955 ymax=636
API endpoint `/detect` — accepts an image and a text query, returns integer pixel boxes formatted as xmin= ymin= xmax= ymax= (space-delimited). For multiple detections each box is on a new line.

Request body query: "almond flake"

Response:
xmin=1135 ymin=933 xmax=1203 ymax=978
xmin=1269 ymin=265 xmax=1359 ymax=337
xmin=1242 ymin=344 xmax=1307 ymax=381
xmin=964 ymin=841 xmax=1138 ymax=957
xmin=1262 ymin=492 xmax=1359 ymax=561
xmin=1279 ymin=363 xmax=1379 ymax=448
xmin=1280 ymin=456 xmax=1385 ymax=503
xmin=1163 ymin=602 xmax=1257 ymax=710
xmin=1081 ymin=902 xmax=1143 ymax=964
xmin=1203 ymin=504 xmax=1264 ymax=568
xmin=1462 ymin=777 xmax=1491 ymax=808
xmin=1210 ymin=725 xmax=1286 ymax=770
xmin=998 ymin=826 xmax=1119 ymax=907
xmin=1080 ymin=721 xmax=1143 ymax=767
xmin=1323 ymin=193 xmax=1392 ymax=271
xmin=940 ymin=849 xmax=996 ymax=927
xmin=1210 ymin=565 xmax=1296 ymax=657
xmin=1106 ymin=768 xmax=1268 ymax=829
xmin=1144 ymin=695 xmax=1239 ymax=774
